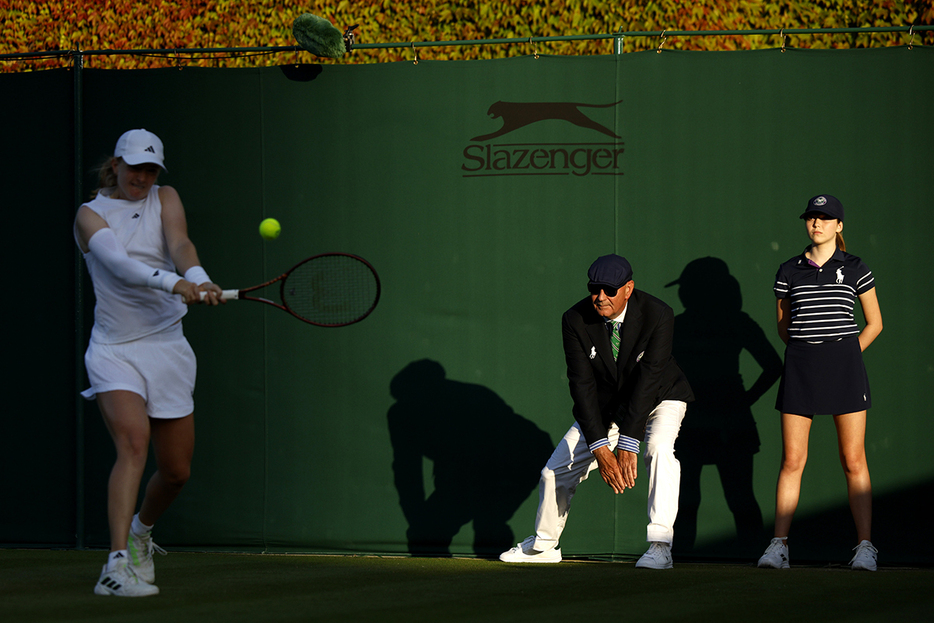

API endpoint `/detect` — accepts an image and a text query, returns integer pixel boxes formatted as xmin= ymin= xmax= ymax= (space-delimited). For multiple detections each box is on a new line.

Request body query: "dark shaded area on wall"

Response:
xmin=279 ymin=64 xmax=323 ymax=82
xmin=387 ymin=359 xmax=554 ymax=557
xmin=681 ymin=479 xmax=934 ymax=566
xmin=670 ymin=257 xmax=782 ymax=559
xmin=0 ymin=69 xmax=79 ymax=547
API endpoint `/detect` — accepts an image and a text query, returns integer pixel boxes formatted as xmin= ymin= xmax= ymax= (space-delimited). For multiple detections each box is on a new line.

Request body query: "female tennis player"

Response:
xmin=74 ymin=129 xmax=224 ymax=596
xmin=757 ymin=195 xmax=883 ymax=571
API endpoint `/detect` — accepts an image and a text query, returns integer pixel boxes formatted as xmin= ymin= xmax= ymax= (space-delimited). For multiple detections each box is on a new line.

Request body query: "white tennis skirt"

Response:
xmin=81 ymin=322 xmax=196 ymax=419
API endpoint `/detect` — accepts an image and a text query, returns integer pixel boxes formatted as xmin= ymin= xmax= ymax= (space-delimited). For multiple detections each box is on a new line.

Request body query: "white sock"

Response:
xmin=108 ymin=549 xmax=129 ymax=569
xmin=131 ymin=514 xmax=153 ymax=536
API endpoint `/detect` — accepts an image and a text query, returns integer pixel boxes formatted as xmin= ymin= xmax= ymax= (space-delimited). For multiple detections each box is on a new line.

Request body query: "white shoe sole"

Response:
xmin=499 ymin=549 xmax=562 ymax=563
xmin=94 ymin=582 xmax=160 ymax=597
xmin=757 ymin=561 xmax=790 ymax=569
xmin=635 ymin=557 xmax=672 ymax=569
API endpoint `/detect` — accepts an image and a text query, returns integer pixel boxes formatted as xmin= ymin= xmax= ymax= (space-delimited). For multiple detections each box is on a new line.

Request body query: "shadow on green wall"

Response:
xmin=681 ymin=479 xmax=934 ymax=566
xmin=669 ymin=257 xmax=783 ymax=560
xmin=387 ymin=359 xmax=555 ymax=558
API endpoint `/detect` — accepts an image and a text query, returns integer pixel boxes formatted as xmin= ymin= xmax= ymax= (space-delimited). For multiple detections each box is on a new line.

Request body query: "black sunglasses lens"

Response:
xmin=588 ymin=284 xmax=618 ymax=297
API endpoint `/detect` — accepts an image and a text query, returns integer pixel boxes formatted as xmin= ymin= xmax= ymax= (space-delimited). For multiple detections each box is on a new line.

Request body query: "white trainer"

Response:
xmin=94 ymin=553 xmax=159 ymax=597
xmin=635 ymin=542 xmax=673 ymax=569
xmin=499 ymin=536 xmax=562 ymax=563
xmin=757 ymin=537 xmax=790 ymax=569
xmin=849 ymin=540 xmax=878 ymax=571
xmin=127 ymin=530 xmax=166 ymax=584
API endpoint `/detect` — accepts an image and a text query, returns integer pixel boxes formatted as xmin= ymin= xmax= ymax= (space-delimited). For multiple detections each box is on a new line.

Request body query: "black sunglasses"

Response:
xmin=588 ymin=283 xmax=619 ymax=297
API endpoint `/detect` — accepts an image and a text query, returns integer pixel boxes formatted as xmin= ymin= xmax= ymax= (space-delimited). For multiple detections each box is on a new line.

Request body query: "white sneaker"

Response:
xmin=849 ymin=540 xmax=878 ymax=571
xmin=757 ymin=537 xmax=790 ymax=569
xmin=128 ymin=530 xmax=166 ymax=584
xmin=499 ymin=536 xmax=562 ymax=563
xmin=635 ymin=542 xmax=673 ymax=569
xmin=94 ymin=553 xmax=159 ymax=597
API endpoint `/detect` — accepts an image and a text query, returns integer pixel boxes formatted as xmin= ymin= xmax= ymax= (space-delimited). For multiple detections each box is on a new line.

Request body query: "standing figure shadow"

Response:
xmin=667 ymin=257 xmax=783 ymax=558
xmin=387 ymin=359 xmax=554 ymax=558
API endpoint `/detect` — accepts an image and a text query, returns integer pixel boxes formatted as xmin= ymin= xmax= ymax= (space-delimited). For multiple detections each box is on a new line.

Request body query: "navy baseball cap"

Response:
xmin=588 ymin=254 xmax=633 ymax=289
xmin=664 ymin=256 xmax=729 ymax=288
xmin=800 ymin=194 xmax=844 ymax=221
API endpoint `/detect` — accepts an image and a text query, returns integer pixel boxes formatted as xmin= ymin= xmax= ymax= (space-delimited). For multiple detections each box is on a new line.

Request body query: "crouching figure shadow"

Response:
xmin=388 ymin=359 xmax=554 ymax=557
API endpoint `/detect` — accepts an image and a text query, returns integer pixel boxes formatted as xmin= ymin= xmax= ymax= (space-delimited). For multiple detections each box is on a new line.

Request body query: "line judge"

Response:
xmin=500 ymin=254 xmax=693 ymax=568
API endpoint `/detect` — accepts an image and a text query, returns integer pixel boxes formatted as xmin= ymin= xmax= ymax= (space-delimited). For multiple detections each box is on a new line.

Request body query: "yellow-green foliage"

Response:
xmin=1 ymin=0 xmax=931 ymax=71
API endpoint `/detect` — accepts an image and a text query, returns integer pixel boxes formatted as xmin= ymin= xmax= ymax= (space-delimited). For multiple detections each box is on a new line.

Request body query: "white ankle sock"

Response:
xmin=108 ymin=549 xmax=129 ymax=568
xmin=131 ymin=514 xmax=153 ymax=536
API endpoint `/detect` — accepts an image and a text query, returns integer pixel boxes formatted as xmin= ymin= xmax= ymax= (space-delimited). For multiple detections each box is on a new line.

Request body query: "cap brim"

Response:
xmin=121 ymin=153 xmax=167 ymax=171
xmin=589 ymin=280 xmax=632 ymax=291
xmin=800 ymin=210 xmax=842 ymax=220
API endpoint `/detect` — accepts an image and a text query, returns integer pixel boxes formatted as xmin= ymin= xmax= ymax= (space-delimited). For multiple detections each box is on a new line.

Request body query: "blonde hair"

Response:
xmin=91 ymin=156 xmax=119 ymax=199
xmin=836 ymin=232 xmax=846 ymax=252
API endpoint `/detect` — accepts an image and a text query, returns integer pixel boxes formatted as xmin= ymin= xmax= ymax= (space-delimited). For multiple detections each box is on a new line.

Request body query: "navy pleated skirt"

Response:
xmin=775 ymin=337 xmax=871 ymax=416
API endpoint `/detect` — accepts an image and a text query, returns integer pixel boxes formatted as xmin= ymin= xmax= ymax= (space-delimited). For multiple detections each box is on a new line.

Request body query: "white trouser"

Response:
xmin=532 ymin=400 xmax=686 ymax=551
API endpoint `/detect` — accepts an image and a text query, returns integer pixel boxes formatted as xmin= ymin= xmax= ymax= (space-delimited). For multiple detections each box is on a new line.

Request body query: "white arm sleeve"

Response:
xmin=87 ymin=228 xmax=182 ymax=294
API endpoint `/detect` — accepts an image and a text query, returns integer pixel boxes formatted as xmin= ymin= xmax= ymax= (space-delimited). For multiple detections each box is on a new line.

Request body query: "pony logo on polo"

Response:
xmin=462 ymin=99 xmax=626 ymax=178
xmin=812 ymin=196 xmax=828 ymax=207
xmin=836 ymin=268 xmax=844 ymax=284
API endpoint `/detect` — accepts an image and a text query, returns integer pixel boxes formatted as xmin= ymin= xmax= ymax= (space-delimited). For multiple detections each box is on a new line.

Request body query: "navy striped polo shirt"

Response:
xmin=774 ymin=247 xmax=875 ymax=343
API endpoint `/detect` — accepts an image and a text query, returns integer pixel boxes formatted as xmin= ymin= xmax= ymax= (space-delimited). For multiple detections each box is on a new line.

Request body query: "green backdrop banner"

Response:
xmin=2 ymin=47 xmax=932 ymax=564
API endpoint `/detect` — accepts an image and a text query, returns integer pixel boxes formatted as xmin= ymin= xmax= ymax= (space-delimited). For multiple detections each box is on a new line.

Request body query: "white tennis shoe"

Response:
xmin=499 ymin=536 xmax=562 ymax=563
xmin=849 ymin=540 xmax=878 ymax=571
xmin=127 ymin=529 xmax=166 ymax=584
xmin=635 ymin=541 xmax=673 ymax=569
xmin=758 ymin=537 xmax=790 ymax=569
xmin=94 ymin=553 xmax=159 ymax=597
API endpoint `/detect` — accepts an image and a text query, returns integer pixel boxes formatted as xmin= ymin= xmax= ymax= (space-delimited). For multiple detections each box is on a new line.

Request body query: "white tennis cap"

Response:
xmin=114 ymin=129 xmax=167 ymax=171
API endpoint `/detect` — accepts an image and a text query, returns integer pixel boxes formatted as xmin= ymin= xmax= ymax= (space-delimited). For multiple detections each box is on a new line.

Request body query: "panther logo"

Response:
xmin=471 ymin=100 xmax=623 ymax=142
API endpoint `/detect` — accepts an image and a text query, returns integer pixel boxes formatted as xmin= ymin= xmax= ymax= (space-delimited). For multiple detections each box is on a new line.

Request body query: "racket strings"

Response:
xmin=282 ymin=255 xmax=379 ymax=325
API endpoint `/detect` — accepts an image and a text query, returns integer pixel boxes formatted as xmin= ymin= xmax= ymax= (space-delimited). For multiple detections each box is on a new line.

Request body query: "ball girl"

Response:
xmin=757 ymin=195 xmax=882 ymax=571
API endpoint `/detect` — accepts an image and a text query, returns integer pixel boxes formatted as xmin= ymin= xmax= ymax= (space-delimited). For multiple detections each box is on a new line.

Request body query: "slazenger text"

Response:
xmin=462 ymin=143 xmax=625 ymax=177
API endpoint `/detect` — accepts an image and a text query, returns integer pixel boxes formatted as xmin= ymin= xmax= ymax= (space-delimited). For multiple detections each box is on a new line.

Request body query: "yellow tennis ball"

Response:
xmin=259 ymin=218 xmax=281 ymax=240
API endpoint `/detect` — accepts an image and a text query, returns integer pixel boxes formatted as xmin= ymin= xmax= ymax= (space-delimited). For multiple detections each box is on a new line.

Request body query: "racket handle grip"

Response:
xmin=199 ymin=290 xmax=240 ymax=301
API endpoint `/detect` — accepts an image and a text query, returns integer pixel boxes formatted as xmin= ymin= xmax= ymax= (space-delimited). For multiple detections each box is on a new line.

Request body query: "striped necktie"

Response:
xmin=610 ymin=321 xmax=621 ymax=360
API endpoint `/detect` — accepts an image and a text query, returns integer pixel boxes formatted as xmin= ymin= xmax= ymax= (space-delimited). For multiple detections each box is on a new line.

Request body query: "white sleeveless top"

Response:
xmin=79 ymin=185 xmax=187 ymax=344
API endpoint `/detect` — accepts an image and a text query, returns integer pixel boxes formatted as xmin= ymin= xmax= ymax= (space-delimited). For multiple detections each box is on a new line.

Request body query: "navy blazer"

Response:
xmin=561 ymin=289 xmax=694 ymax=446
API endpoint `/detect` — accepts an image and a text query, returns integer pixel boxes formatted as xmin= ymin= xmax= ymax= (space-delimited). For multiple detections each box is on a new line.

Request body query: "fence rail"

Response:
xmin=2 ymin=25 xmax=931 ymax=66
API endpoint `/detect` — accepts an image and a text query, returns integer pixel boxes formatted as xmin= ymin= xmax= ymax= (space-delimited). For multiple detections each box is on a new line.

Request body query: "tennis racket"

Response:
xmin=204 ymin=253 xmax=381 ymax=327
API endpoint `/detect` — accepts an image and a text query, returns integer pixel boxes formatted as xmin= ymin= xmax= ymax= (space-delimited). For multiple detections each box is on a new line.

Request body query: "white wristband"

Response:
xmin=146 ymin=269 xmax=183 ymax=294
xmin=184 ymin=266 xmax=211 ymax=285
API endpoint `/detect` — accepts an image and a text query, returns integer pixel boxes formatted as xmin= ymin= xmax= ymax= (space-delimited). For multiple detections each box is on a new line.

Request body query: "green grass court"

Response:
xmin=1 ymin=549 xmax=930 ymax=622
